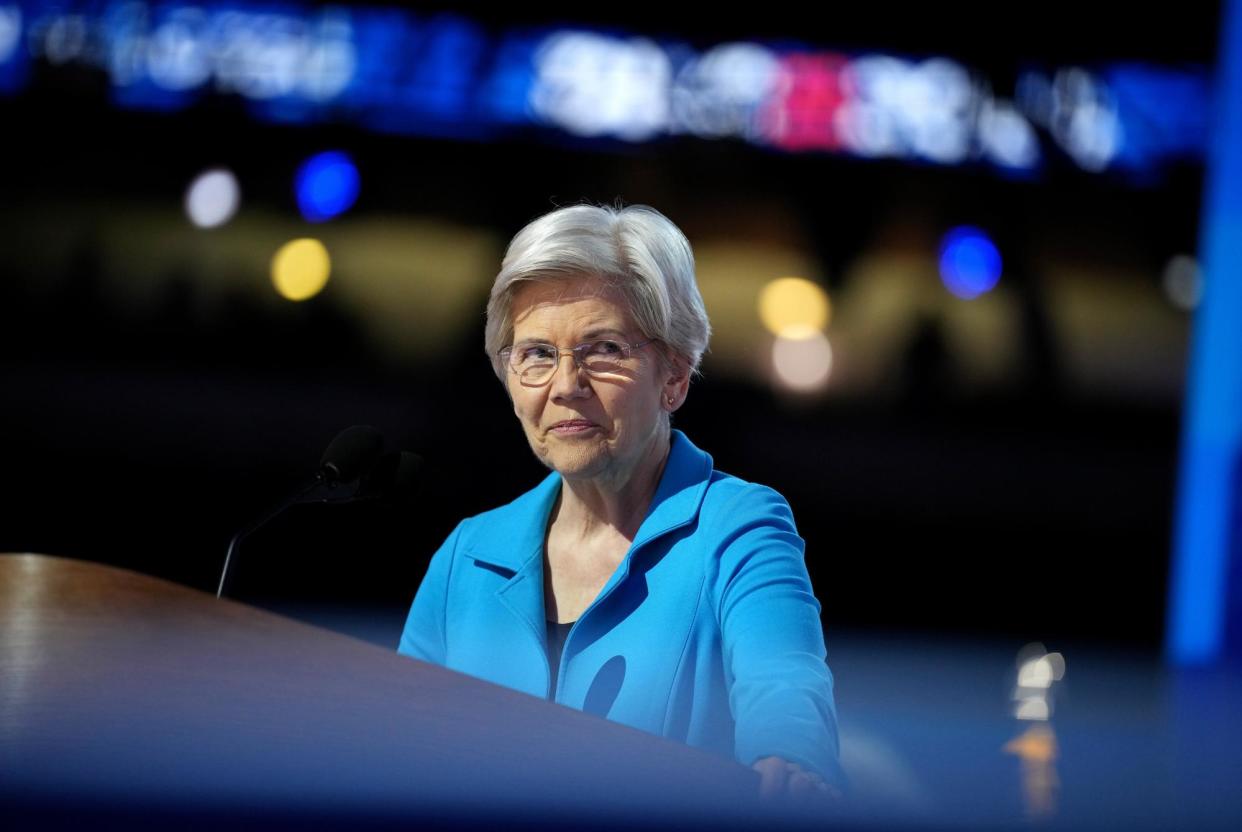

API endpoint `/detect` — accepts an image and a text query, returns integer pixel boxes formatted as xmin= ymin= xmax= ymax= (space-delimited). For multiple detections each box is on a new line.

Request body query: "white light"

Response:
xmin=1066 ymin=101 xmax=1121 ymax=171
xmin=184 ymin=168 xmax=241 ymax=228
xmin=837 ymin=55 xmax=907 ymax=157
xmin=772 ymin=327 xmax=833 ymax=392
xmin=1051 ymin=68 xmax=1121 ymax=171
xmin=147 ymin=7 xmax=211 ymax=91
xmin=212 ymin=12 xmax=302 ymax=100
xmin=129 ymin=7 xmax=357 ymax=103
xmin=698 ymin=42 xmax=779 ymax=105
xmin=245 ymin=17 xmax=301 ymax=100
xmin=298 ymin=16 xmax=357 ymax=102
xmin=44 ymin=14 xmax=87 ymax=65
xmin=834 ymin=100 xmax=899 ymax=157
xmin=979 ymin=98 xmax=1040 ymax=169
xmin=1011 ymin=645 xmax=1063 ymax=723
xmin=1015 ymin=697 xmax=1050 ymax=721
xmin=1017 ymin=657 xmax=1054 ymax=689
xmin=1045 ymin=652 xmax=1066 ymax=681
xmin=671 ymin=42 xmax=779 ymax=139
xmin=1162 ymin=254 xmax=1202 ymax=310
xmin=0 ymin=5 xmax=20 ymax=65
xmin=902 ymin=58 xmax=972 ymax=164
xmin=836 ymin=55 xmax=975 ymax=164
xmin=105 ymin=3 xmax=148 ymax=88
xmin=530 ymin=31 xmax=672 ymax=141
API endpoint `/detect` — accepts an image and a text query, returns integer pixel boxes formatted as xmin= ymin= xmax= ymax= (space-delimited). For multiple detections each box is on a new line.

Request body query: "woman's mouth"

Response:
xmin=549 ymin=420 xmax=598 ymax=435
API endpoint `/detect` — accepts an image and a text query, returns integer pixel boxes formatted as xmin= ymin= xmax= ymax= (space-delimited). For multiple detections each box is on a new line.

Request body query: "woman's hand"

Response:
xmin=752 ymin=756 xmax=839 ymax=801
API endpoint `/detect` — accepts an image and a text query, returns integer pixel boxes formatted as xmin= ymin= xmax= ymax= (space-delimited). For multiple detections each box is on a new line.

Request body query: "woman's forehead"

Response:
xmin=511 ymin=277 xmax=633 ymax=334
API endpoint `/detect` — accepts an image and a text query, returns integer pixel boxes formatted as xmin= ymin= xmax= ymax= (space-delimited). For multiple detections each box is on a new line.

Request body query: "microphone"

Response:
xmin=216 ymin=425 xmax=385 ymax=599
xmin=320 ymin=425 xmax=386 ymax=486
xmin=354 ymin=451 xmax=424 ymax=503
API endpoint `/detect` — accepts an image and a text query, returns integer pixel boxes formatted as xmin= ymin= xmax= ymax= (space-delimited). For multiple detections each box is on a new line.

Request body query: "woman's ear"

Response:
xmin=662 ymin=357 xmax=692 ymax=412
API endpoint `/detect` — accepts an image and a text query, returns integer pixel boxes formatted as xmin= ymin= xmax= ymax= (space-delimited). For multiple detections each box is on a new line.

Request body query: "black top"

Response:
xmin=546 ymin=619 xmax=575 ymax=698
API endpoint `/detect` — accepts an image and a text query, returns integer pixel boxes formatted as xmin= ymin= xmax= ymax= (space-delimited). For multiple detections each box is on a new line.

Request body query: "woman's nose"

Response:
xmin=548 ymin=352 xmax=590 ymax=398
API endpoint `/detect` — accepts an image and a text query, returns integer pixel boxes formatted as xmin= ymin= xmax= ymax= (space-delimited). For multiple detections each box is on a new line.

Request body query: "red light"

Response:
xmin=759 ymin=53 xmax=849 ymax=152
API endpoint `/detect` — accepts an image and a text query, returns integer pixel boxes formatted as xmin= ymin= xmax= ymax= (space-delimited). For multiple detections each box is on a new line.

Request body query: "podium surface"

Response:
xmin=0 ymin=553 xmax=771 ymax=828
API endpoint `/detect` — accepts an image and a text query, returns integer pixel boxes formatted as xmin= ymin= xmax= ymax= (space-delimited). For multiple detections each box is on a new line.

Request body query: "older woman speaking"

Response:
xmin=399 ymin=204 xmax=842 ymax=797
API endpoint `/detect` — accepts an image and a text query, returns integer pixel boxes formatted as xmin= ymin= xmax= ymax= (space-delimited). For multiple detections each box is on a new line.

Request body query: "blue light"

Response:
xmin=0 ymin=3 xmax=27 ymax=95
xmin=1107 ymin=64 xmax=1212 ymax=177
xmin=8 ymin=2 xmax=1218 ymax=181
xmin=1168 ymin=0 xmax=1242 ymax=665
xmin=295 ymin=151 xmax=360 ymax=223
xmin=480 ymin=32 xmax=543 ymax=125
xmin=938 ymin=226 xmax=1002 ymax=299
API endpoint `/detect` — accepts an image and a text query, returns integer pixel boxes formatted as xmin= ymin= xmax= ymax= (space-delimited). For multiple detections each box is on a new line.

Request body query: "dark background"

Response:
xmin=0 ymin=1 xmax=1222 ymax=651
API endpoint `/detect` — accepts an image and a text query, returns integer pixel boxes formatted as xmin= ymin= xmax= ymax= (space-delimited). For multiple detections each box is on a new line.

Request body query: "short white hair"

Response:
xmin=484 ymin=204 xmax=711 ymax=380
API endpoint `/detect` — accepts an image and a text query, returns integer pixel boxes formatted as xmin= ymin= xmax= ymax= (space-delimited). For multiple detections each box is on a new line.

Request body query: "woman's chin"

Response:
xmin=540 ymin=444 xmax=612 ymax=481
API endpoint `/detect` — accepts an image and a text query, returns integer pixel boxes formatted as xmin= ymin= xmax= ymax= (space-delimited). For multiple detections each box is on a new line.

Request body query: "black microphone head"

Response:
xmin=320 ymin=425 xmax=385 ymax=485
xmin=357 ymin=451 xmax=424 ymax=502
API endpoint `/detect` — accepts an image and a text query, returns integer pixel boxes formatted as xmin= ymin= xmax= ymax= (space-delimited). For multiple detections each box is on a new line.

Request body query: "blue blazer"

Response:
xmin=399 ymin=430 xmax=842 ymax=784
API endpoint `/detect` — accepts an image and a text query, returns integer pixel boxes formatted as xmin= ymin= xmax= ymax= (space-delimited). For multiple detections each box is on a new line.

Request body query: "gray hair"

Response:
xmin=484 ymin=204 xmax=711 ymax=380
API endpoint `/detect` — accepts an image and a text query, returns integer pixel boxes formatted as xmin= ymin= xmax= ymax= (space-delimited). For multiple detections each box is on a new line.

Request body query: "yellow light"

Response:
xmin=271 ymin=238 xmax=331 ymax=301
xmin=1003 ymin=724 xmax=1059 ymax=764
xmin=1004 ymin=725 xmax=1060 ymax=819
xmin=758 ymin=277 xmax=831 ymax=335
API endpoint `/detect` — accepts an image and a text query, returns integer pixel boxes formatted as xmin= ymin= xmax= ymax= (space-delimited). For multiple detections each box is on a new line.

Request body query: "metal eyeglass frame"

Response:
xmin=499 ymin=338 xmax=655 ymax=386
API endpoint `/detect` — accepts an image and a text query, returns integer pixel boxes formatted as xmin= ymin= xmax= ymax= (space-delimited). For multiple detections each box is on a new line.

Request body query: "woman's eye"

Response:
xmin=520 ymin=345 xmax=556 ymax=363
xmin=588 ymin=340 xmax=624 ymax=357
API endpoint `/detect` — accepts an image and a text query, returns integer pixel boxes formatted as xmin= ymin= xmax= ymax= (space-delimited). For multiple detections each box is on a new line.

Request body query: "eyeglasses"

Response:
xmin=500 ymin=338 xmax=654 ymax=386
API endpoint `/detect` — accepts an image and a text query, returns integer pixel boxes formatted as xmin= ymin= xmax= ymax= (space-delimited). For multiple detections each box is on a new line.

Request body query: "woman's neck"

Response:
xmin=555 ymin=429 xmax=672 ymax=542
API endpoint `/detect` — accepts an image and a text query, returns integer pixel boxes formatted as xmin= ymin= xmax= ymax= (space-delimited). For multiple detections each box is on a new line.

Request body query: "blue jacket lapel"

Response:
xmin=595 ymin=430 xmax=715 ymax=598
xmin=459 ymin=430 xmax=714 ymax=644
xmin=461 ymin=473 xmax=560 ymax=649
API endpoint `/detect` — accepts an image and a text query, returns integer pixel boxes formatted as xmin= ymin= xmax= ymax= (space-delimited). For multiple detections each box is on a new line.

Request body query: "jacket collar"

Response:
xmin=631 ymin=429 xmax=714 ymax=552
xmin=462 ymin=429 xmax=714 ymax=574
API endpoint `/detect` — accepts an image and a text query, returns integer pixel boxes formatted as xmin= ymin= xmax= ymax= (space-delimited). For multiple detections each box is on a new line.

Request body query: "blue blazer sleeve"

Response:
xmin=710 ymin=484 xmax=843 ymax=786
xmin=397 ymin=521 xmax=464 ymax=664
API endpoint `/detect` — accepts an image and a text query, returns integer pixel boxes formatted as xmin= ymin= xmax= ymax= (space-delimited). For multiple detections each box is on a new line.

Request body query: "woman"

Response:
xmin=399 ymin=204 xmax=842 ymax=798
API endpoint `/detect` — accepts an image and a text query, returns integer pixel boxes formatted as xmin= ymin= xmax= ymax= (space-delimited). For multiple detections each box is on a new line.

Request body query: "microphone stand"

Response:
xmin=216 ymin=474 xmax=329 ymax=599
xmin=213 ymin=429 xmax=407 ymax=601
xmin=216 ymin=425 xmax=386 ymax=600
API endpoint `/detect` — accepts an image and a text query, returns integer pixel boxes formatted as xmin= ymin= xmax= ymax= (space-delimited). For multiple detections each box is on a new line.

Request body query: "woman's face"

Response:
xmin=505 ymin=276 xmax=686 ymax=486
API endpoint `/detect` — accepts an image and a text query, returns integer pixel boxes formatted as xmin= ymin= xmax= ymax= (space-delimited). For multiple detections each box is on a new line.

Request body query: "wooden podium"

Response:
xmin=0 ymin=554 xmax=776 ymax=829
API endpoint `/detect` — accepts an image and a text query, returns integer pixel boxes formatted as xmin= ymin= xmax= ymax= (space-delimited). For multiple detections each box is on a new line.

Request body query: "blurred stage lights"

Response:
xmin=529 ymin=31 xmax=673 ymax=142
xmin=758 ymin=277 xmax=831 ymax=335
xmin=939 ymin=226 xmax=1002 ymax=300
xmin=1001 ymin=723 xmax=1059 ymax=819
xmin=0 ymin=8 xmax=19 ymax=65
xmin=184 ymin=168 xmax=241 ymax=229
xmin=772 ymin=326 xmax=833 ymax=392
xmin=1012 ymin=643 xmax=1065 ymax=722
xmin=1017 ymin=653 xmax=1065 ymax=690
xmin=271 ymin=238 xmax=331 ymax=301
xmin=760 ymin=277 xmax=834 ymax=394
xmin=295 ymin=151 xmax=360 ymax=223
xmin=1162 ymin=254 xmax=1202 ymax=310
